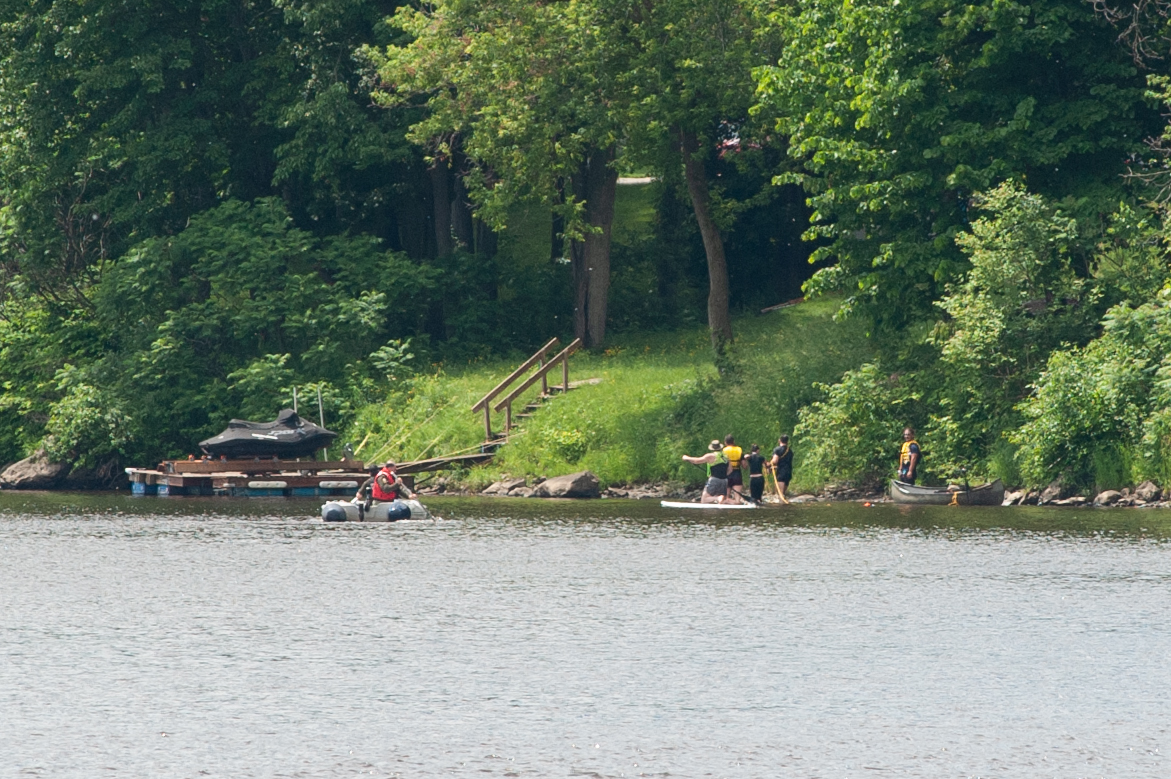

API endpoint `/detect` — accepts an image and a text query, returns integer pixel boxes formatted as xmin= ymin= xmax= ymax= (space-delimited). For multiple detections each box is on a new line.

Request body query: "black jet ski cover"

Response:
xmin=199 ymin=409 xmax=337 ymax=458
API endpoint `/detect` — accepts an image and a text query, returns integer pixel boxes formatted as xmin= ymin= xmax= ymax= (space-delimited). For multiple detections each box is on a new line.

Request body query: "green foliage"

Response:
xmin=1094 ymin=202 xmax=1171 ymax=305
xmin=371 ymin=0 xmax=628 ymax=238
xmin=0 ymin=0 xmax=416 ymax=304
xmin=755 ymin=0 xmax=1158 ymax=328
xmin=77 ymin=197 xmax=433 ymax=460
xmin=43 ymin=368 xmax=132 ymax=467
xmin=1013 ymin=297 xmax=1171 ymax=488
xmin=794 ymin=363 xmax=920 ymax=488
xmin=546 ymin=428 xmax=589 ymax=464
xmin=927 ymin=182 xmax=1097 ymax=478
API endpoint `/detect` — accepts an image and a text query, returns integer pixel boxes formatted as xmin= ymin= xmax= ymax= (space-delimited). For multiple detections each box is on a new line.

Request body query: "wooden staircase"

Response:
xmin=471 ymin=337 xmax=583 ymax=441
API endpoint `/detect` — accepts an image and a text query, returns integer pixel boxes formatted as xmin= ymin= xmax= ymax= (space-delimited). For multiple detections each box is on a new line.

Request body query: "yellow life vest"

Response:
xmin=723 ymin=445 xmax=743 ymax=469
xmin=900 ymin=440 xmax=920 ymax=467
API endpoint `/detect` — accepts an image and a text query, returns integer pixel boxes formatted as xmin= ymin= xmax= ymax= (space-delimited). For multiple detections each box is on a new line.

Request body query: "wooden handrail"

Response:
xmin=471 ymin=337 xmax=560 ymax=413
xmin=493 ymin=339 xmax=582 ymax=413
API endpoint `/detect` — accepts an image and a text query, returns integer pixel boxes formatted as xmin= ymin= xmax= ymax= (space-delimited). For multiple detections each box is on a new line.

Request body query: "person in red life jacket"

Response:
xmin=371 ymin=460 xmax=415 ymax=502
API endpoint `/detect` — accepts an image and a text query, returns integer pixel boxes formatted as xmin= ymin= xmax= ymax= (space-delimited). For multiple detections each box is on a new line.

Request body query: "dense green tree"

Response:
xmin=622 ymin=0 xmax=779 ymax=354
xmin=89 ymin=197 xmax=432 ymax=459
xmin=0 ymin=0 xmax=441 ymax=462
xmin=370 ymin=0 xmax=630 ymax=347
xmin=0 ymin=0 xmax=420 ymax=305
xmin=755 ymin=0 xmax=1159 ymax=329
xmin=928 ymin=181 xmax=1097 ymax=477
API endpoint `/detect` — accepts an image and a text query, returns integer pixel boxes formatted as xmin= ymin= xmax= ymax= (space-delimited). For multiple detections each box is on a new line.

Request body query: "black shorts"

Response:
xmin=728 ymin=469 xmax=743 ymax=487
xmin=774 ymin=468 xmax=791 ymax=484
xmin=705 ymin=477 xmax=728 ymax=497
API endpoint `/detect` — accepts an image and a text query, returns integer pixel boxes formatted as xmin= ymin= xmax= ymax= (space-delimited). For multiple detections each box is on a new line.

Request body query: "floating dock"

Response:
xmin=125 ymin=451 xmax=495 ymax=497
xmin=126 ymin=459 xmax=371 ymax=497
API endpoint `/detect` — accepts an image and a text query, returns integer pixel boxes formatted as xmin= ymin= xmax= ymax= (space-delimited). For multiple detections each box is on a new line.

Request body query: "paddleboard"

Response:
xmin=660 ymin=500 xmax=758 ymax=509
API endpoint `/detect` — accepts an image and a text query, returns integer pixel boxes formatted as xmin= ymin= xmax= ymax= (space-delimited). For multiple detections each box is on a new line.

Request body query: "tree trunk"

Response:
xmin=569 ymin=146 xmax=618 ymax=348
xmin=451 ymin=150 xmax=475 ymax=250
xmin=680 ymin=128 xmax=733 ymax=354
xmin=429 ymin=160 xmax=453 ymax=258
xmin=551 ymin=177 xmax=566 ymax=262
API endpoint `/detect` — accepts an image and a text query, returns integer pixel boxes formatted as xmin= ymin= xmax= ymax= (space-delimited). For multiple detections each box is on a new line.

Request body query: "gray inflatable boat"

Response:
xmin=321 ymin=499 xmax=433 ymax=522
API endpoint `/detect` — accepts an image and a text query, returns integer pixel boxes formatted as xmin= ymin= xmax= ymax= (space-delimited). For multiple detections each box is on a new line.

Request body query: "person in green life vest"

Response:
xmin=899 ymin=427 xmax=921 ymax=485
xmin=682 ymin=440 xmax=737 ymax=503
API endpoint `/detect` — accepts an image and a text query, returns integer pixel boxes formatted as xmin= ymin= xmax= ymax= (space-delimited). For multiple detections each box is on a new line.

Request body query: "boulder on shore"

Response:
xmin=1094 ymin=490 xmax=1123 ymax=506
xmin=532 ymin=470 xmax=600 ymax=499
xmin=0 ymin=450 xmax=69 ymax=489
xmin=482 ymin=477 xmax=526 ymax=496
xmin=1134 ymin=480 xmax=1162 ymax=503
xmin=1038 ymin=480 xmax=1064 ymax=505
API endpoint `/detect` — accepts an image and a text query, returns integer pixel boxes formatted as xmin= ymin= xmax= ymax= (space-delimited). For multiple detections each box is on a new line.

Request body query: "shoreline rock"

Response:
xmin=0 ymin=450 xmax=69 ymax=490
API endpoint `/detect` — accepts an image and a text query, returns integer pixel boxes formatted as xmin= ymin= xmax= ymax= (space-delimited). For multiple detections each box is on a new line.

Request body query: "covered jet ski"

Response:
xmin=199 ymin=409 xmax=337 ymax=459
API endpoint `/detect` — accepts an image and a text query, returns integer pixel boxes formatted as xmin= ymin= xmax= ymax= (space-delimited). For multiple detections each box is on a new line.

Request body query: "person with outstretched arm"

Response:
xmin=898 ymin=428 xmax=921 ymax=485
xmin=682 ymin=440 xmax=734 ymax=504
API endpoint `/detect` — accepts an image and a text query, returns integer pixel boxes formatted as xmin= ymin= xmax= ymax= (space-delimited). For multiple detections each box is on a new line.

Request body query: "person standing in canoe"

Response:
xmin=746 ymin=444 xmax=766 ymax=503
xmin=682 ymin=440 xmax=734 ymax=503
xmin=722 ymin=434 xmax=745 ymax=500
xmin=770 ymin=435 xmax=793 ymax=504
xmin=898 ymin=428 xmax=921 ymax=485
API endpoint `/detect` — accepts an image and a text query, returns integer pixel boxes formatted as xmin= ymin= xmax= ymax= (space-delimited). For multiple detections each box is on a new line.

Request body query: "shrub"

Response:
xmin=795 ymin=363 xmax=920 ymax=487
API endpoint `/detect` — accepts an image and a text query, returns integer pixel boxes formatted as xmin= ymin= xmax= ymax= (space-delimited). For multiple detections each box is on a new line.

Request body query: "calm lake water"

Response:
xmin=1 ymin=492 xmax=1168 ymax=778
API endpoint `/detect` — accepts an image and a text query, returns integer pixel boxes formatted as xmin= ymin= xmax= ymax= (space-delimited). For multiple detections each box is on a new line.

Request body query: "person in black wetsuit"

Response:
xmin=770 ymin=435 xmax=793 ymax=504
xmin=746 ymin=444 xmax=766 ymax=503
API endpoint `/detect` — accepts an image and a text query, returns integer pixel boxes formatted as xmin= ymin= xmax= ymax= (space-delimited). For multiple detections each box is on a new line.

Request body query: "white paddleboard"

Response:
xmin=660 ymin=500 xmax=758 ymax=509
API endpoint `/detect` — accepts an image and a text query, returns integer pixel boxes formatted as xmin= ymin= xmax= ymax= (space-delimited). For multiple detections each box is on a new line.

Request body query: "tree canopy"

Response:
xmin=0 ymin=0 xmax=1169 ymax=493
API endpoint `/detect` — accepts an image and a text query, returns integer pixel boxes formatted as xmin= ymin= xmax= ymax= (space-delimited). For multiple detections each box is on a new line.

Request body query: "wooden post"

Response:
xmin=540 ymin=358 xmax=547 ymax=395
xmin=505 ymin=402 xmax=512 ymax=433
xmin=483 ymin=405 xmax=492 ymax=440
xmin=562 ymin=357 xmax=569 ymax=392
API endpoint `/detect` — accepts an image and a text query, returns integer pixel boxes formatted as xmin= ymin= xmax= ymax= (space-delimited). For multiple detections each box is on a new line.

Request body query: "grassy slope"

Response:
xmin=344 ymin=182 xmax=872 ymax=491
xmin=344 ymin=297 xmax=871 ymax=492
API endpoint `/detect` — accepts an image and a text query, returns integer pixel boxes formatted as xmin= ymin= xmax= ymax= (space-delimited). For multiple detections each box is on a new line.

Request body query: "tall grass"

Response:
xmin=342 ymin=298 xmax=872 ymax=491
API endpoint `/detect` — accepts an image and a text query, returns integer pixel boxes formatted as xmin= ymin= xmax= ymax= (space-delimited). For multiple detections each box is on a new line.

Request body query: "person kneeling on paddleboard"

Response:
xmin=372 ymin=460 xmax=415 ymax=503
xmin=682 ymin=441 xmax=734 ymax=504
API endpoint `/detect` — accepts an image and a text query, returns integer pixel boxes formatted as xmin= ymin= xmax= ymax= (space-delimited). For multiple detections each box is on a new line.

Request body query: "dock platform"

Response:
xmin=125 ymin=451 xmax=492 ymax=497
xmin=126 ymin=459 xmax=372 ymax=497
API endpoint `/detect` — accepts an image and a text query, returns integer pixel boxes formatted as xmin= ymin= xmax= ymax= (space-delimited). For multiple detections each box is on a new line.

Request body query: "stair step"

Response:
xmin=515 ymin=413 xmax=535 ymax=419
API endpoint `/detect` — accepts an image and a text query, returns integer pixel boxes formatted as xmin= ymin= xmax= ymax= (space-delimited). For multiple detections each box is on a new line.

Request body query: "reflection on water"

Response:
xmin=2 ymin=493 xmax=1168 ymax=777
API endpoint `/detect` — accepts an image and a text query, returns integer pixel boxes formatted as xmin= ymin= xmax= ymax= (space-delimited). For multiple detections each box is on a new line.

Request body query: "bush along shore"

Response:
xmin=8 ymin=296 xmax=1171 ymax=509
